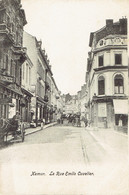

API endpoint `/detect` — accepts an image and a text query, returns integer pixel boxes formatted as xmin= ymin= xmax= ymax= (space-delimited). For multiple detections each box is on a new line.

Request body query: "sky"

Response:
xmin=21 ymin=0 xmax=129 ymax=95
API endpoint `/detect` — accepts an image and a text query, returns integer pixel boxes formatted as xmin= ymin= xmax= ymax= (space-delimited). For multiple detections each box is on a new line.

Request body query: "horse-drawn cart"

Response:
xmin=0 ymin=119 xmax=25 ymax=143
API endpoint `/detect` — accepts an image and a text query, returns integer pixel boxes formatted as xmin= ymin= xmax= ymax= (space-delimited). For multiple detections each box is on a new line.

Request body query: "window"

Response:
xmin=98 ymin=76 xmax=105 ymax=95
xmin=98 ymin=55 xmax=104 ymax=67
xmin=114 ymin=74 xmax=124 ymax=94
xmin=29 ymin=67 xmax=31 ymax=85
xmin=22 ymin=63 xmax=25 ymax=80
xmin=26 ymin=63 xmax=28 ymax=83
xmin=10 ymin=59 xmax=13 ymax=76
xmin=115 ymin=54 xmax=122 ymax=65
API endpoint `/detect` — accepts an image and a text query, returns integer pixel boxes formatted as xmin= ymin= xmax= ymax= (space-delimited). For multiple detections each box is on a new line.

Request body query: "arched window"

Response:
xmin=114 ymin=74 xmax=124 ymax=94
xmin=98 ymin=76 xmax=105 ymax=95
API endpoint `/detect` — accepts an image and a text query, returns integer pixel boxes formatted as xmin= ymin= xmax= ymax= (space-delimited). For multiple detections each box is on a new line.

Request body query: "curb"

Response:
xmin=6 ymin=122 xmax=57 ymax=142
xmin=25 ymin=122 xmax=57 ymax=136
xmin=85 ymin=127 xmax=128 ymax=137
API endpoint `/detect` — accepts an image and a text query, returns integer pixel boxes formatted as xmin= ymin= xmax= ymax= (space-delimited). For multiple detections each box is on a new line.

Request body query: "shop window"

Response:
xmin=114 ymin=74 xmax=124 ymax=94
xmin=98 ymin=76 xmax=105 ymax=95
xmin=98 ymin=55 xmax=104 ymax=67
xmin=115 ymin=54 xmax=122 ymax=65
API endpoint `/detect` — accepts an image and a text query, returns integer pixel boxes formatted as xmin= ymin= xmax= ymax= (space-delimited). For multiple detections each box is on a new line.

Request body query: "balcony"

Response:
xmin=44 ymin=95 xmax=49 ymax=102
xmin=45 ymin=81 xmax=51 ymax=91
xmin=12 ymin=46 xmax=27 ymax=63
xmin=0 ymin=73 xmax=14 ymax=84
xmin=0 ymin=23 xmax=16 ymax=45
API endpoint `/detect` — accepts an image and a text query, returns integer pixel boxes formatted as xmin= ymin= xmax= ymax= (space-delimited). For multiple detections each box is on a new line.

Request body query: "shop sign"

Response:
xmin=0 ymin=98 xmax=12 ymax=104
xmin=0 ymin=75 xmax=14 ymax=83
xmin=98 ymin=103 xmax=107 ymax=117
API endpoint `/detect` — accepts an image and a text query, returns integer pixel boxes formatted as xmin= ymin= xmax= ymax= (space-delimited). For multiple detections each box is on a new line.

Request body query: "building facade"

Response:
xmin=62 ymin=94 xmax=78 ymax=115
xmin=23 ymin=31 xmax=50 ymax=126
xmin=21 ymin=52 xmax=33 ymax=127
xmin=87 ymin=18 xmax=128 ymax=131
xmin=23 ymin=31 xmax=62 ymax=126
xmin=0 ymin=0 xmax=27 ymax=120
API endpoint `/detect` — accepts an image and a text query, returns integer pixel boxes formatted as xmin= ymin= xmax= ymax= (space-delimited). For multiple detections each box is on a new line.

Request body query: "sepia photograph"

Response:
xmin=0 ymin=0 xmax=129 ymax=194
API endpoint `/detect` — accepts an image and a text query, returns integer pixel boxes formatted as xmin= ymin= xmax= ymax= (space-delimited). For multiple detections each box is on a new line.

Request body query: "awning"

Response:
xmin=113 ymin=99 xmax=128 ymax=114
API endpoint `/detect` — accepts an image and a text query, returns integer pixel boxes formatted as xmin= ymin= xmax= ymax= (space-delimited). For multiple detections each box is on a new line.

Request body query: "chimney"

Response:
xmin=119 ymin=17 xmax=127 ymax=35
xmin=106 ymin=19 xmax=113 ymax=27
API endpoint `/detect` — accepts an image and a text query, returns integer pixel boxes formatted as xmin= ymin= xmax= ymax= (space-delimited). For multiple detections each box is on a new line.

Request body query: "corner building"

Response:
xmin=87 ymin=18 xmax=128 ymax=131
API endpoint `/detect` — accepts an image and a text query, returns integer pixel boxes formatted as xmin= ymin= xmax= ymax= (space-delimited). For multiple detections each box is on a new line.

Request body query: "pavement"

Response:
xmin=3 ymin=122 xmax=128 ymax=151
xmin=25 ymin=122 xmax=57 ymax=136
xmin=0 ymin=124 xmax=128 ymax=195
xmin=5 ymin=122 xmax=57 ymax=142
xmin=85 ymin=126 xmax=128 ymax=159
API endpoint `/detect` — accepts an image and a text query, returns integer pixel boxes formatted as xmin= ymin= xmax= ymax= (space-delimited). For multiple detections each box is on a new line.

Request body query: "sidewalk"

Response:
xmin=25 ymin=122 xmax=57 ymax=136
xmin=86 ymin=126 xmax=128 ymax=137
xmin=85 ymin=126 xmax=128 ymax=157
xmin=6 ymin=122 xmax=57 ymax=142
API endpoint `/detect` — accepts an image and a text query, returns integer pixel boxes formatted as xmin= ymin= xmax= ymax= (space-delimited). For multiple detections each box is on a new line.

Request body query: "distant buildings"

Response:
xmin=62 ymin=94 xmax=78 ymax=115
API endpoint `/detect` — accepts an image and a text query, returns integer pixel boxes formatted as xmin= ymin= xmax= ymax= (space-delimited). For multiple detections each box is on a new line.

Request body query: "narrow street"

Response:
xmin=0 ymin=125 xmax=128 ymax=194
xmin=0 ymin=125 xmax=128 ymax=165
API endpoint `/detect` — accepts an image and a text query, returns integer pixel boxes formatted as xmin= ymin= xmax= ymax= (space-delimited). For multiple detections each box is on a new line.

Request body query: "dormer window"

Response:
xmin=115 ymin=54 xmax=122 ymax=65
xmin=98 ymin=55 xmax=104 ymax=67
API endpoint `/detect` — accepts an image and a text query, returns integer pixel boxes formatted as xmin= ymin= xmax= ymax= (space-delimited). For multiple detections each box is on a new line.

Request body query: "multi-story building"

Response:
xmin=23 ymin=31 xmax=62 ymax=125
xmin=23 ymin=31 xmax=50 ymax=125
xmin=0 ymin=0 xmax=27 ymax=119
xmin=21 ymin=52 xmax=33 ymax=127
xmin=44 ymin=60 xmax=53 ymax=124
xmin=87 ymin=18 xmax=128 ymax=131
xmin=51 ymin=77 xmax=63 ymax=122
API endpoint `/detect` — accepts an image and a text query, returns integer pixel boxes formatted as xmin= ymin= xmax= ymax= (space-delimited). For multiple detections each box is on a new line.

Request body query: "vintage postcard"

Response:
xmin=0 ymin=0 xmax=129 ymax=194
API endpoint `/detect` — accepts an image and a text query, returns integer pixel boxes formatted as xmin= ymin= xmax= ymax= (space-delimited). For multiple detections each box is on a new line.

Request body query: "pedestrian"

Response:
xmin=41 ymin=118 xmax=45 ymax=130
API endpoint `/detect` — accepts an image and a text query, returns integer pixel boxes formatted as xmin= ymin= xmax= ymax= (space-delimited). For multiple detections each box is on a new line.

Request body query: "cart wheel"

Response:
xmin=20 ymin=123 xmax=25 ymax=142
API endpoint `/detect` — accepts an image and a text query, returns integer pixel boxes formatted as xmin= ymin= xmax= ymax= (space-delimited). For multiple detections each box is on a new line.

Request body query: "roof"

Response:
xmin=89 ymin=18 xmax=127 ymax=47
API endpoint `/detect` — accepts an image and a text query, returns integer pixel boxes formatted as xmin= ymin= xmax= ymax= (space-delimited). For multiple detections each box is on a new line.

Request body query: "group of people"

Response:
xmin=57 ymin=113 xmax=89 ymax=127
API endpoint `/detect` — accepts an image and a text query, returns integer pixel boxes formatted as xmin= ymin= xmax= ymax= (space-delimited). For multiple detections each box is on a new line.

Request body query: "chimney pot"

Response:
xmin=106 ymin=19 xmax=113 ymax=27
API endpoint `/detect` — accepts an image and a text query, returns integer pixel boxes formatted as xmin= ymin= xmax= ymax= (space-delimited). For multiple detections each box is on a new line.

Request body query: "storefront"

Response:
xmin=21 ymin=88 xmax=33 ymax=126
xmin=0 ymin=83 xmax=23 ymax=120
xmin=90 ymin=96 xmax=128 ymax=132
xmin=113 ymin=99 xmax=128 ymax=132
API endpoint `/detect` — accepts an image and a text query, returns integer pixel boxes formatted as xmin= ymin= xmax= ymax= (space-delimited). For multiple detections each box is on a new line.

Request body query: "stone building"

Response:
xmin=87 ymin=18 xmax=128 ymax=131
xmin=50 ymin=77 xmax=63 ymax=122
xmin=23 ymin=31 xmax=62 ymax=125
xmin=21 ymin=52 xmax=33 ymax=127
xmin=23 ymin=31 xmax=50 ymax=125
xmin=0 ymin=0 xmax=27 ymax=119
